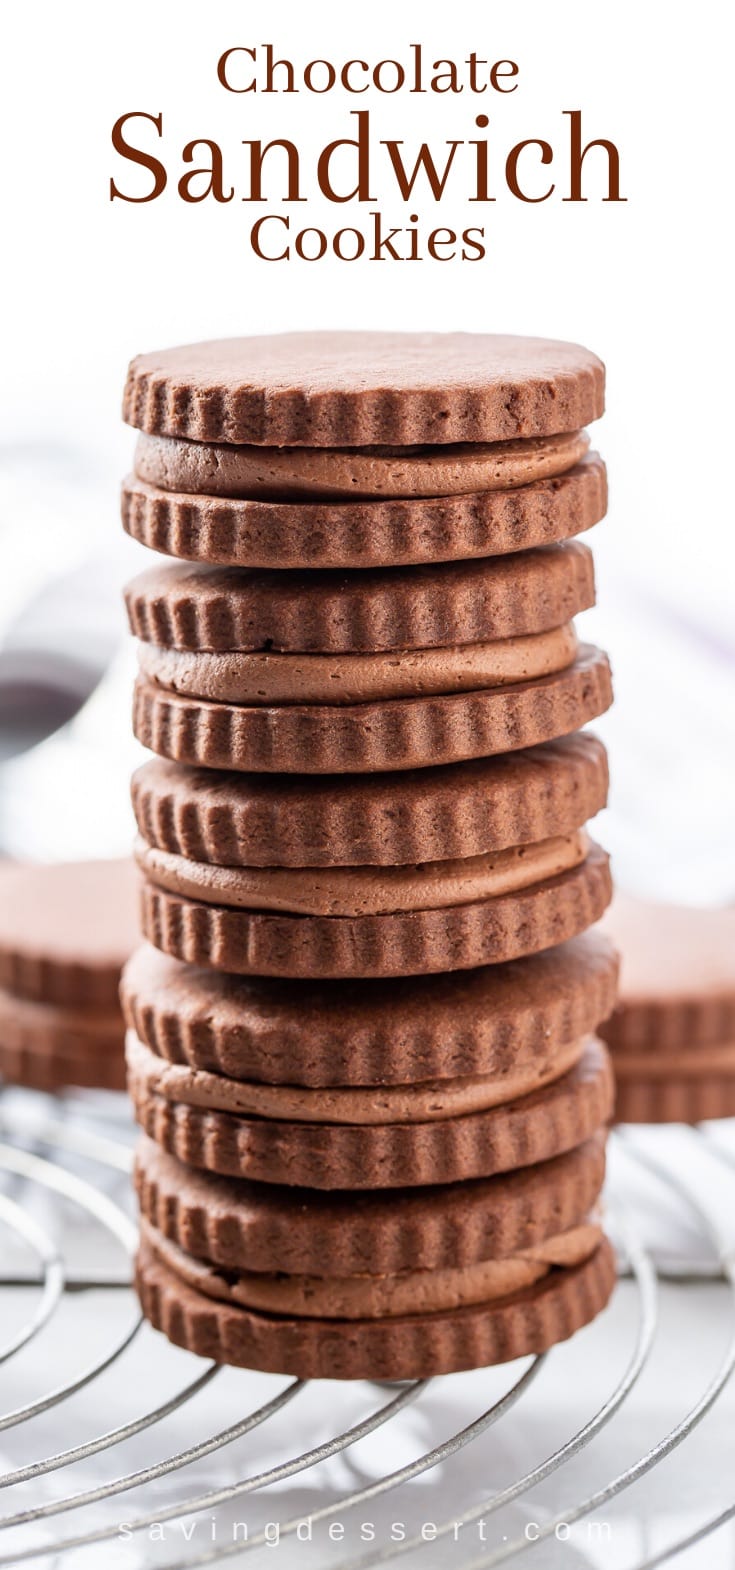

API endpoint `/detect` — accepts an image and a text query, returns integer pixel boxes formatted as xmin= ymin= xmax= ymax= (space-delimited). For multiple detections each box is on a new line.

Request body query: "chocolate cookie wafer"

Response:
xmin=123 ymin=331 xmax=605 ymax=449
xmin=132 ymin=721 xmax=611 ymax=980
xmin=130 ymin=734 xmax=608 ymax=868
xmin=124 ymin=541 xmax=595 ymax=654
xmin=133 ymin=643 xmax=612 ymax=775
xmin=121 ymin=931 xmax=618 ymax=1087
xmin=122 ymin=455 xmax=607 ymax=571
xmin=134 ymin=1132 xmax=607 ymax=1276
xmin=136 ymin=837 xmax=611 ymax=979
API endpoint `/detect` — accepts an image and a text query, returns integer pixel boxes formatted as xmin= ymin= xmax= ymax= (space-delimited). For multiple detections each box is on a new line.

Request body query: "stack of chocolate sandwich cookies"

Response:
xmin=121 ymin=332 xmax=618 ymax=1379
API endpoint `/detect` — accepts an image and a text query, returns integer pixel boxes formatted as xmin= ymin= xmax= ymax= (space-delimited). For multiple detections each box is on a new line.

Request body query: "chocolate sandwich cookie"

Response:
xmin=121 ymin=930 xmax=619 ymax=1087
xmin=599 ymin=894 xmax=735 ymax=1123
xmin=0 ymin=859 xmax=137 ymax=1091
xmin=135 ymin=1230 xmax=616 ymax=1379
xmin=123 ymin=331 xmax=605 ymax=448
xmin=133 ymin=642 xmax=612 ymax=775
xmin=122 ymin=455 xmax=607 ymax=571
xmin=131 ymin=733 xmax=608 ymax=869
xmin=137 ymin=836 xmax=611 ymax=979
xmin=134 ymin=1132 xmax=607 ymax=1276
xmin=126 ymin=1034 xmax=614 ymax=1189
xmin=124 ymin=541 xmax=595 ymax=655
xmin=122 ymin=333 xmax=606 ymax=571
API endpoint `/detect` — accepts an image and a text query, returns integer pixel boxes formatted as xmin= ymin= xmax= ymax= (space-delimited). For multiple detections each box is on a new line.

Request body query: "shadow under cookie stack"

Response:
xmin=120 ymin=332 xmax=618 ymax=1379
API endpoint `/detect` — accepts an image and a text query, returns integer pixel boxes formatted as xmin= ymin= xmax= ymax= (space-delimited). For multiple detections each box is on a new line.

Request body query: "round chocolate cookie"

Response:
xmin=137 ymin=840 xmax=611 ymax=979
xmin=127 ymin=1034 xmax=614 ymax=1190
xmin=123 ymin=331 xmax=605 ymax=448
xmin=135 ymin=1232 xmax=616 ymax=1379
xmin=131 ymin=735 xmax=608 ymax=870
xmin=0 ymin=859 xmax=137 ymax=1092
xmin=134 ymin=1132 xmax=607 ymax=1276
xmin=121 ymin=930 xmax=619 ymax=1087
xmin=612 ymin=1049 xmax=735 ymax=1124
xmin=124 ymin=540 xmax=595 ymax=655
xmin=132 ymin=643 xmax=612 ymax=775
xmin=122 ymin=454 xmax=607 ymax=570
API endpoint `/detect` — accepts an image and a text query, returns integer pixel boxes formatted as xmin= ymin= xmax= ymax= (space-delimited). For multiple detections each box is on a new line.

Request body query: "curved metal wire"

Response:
xmin=154 ymin=1357 xmax=546 ymax=1570
xmin=620 ymin=1133 xmax=735 ymax=1570
xmin=0 ymin=1378 xmax=303 ymax=1530
xmin=337 ymin=1202 xmax=657 ymax=1570
xmin=456 ymin=1129 xmax=735 ymax=1569
xmin=0 ymin=1191 xmax=64 ymax=1363
xmin=0 ymin=1142 xmax=140 ymax=1431
xmin=0 ymin=1380 xmax=428 ymax=1566
xmin=0 ymin=1367 xmax=220 ymax=1490
xmin=9 ymin=1112 xmax=134 ymax=1174
xmin=634 ymin=1502 xmax=735 ymax=1570
xmin=0 ymin=1113 xmax=733 ymax=1570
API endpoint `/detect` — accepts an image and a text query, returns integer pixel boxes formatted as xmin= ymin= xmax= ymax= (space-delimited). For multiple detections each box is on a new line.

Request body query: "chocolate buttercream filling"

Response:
xmin=137 ymin=624 xmax=579 ymax=706
xmin=135 ymin=429 xmax=590 ymax=501
xmin=135 ymin=828 xmax=590 ymax=918
xmin=140 ymin=1214 xmax=604 ymax=1319
xmin=125 ymin=1030 xmax=588 ymax=1125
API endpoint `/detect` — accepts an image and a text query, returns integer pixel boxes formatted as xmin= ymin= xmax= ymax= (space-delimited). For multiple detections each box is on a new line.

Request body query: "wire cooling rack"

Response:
xmin=0 ymin=1091 xmax=734 ymax=1570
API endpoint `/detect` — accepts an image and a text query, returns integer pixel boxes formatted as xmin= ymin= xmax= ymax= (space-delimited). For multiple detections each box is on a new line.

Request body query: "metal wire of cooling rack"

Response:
xmin=0 ymin=1099 xmax=734 ymax=1570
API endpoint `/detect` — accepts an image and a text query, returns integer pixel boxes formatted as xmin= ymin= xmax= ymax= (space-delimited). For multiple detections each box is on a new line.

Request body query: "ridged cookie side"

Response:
xmin=135 ymin=1234 xmax=616 ymax=1378
xmin=133 ymin=1132 xmax=607 ymax=1275
xmin=122 ymin=333 xmax=604 ymax=447
xmin=131 ymin=735 xmax=608 ymax=869
xmin=139 ymin=845 xmax=611 ymax=980
xmin=121 ymin=457 xmax=607 ymax=569
xmin=132 ymin=645 xmax=613 ymax=775
xmin=120 ymin=932 xmax=619 ymax=1086
xmin=124 ymin=543 xmax=595 ymax=655
xmin=128 ymin=1038 xmax=614 ymax=1190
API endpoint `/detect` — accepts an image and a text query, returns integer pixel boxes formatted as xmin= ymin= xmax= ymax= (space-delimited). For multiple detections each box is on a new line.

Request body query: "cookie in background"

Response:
xmin=0 ymin=859 xmax=138 ymax=1093
xmin=600 ymin=894 xmax=735 ymax=1123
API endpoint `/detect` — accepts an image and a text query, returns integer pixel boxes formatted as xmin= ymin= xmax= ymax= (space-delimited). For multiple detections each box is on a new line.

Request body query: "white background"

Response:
xmin=0 ymin=0 xmax=733 ymax=890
